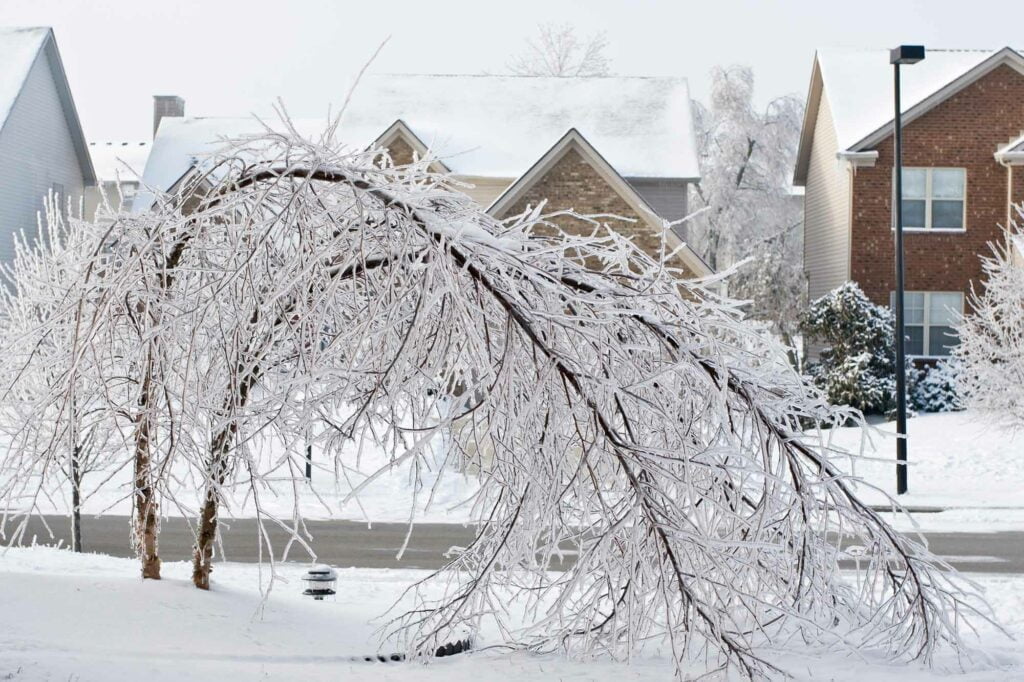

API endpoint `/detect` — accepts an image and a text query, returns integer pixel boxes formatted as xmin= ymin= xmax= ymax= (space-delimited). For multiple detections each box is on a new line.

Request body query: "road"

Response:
xmin=12 ymin=515 xmax=1024 ymax=574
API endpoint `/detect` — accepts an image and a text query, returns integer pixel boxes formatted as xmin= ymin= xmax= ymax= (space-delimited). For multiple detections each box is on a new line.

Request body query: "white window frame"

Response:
xmin=890 ymin=290 xmax=964 ymax=358
xmin=893 ymin=167 xmax=967 ymax=232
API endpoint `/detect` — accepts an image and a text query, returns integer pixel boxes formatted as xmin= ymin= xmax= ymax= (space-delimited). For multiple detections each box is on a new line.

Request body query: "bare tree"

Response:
xmin=508 ymin=23 xmax=611 ymax=77
xmin=0 ymin=117 xmax=989 ymax=679
xmin=0 ymin=195 xmax=121 ymax=552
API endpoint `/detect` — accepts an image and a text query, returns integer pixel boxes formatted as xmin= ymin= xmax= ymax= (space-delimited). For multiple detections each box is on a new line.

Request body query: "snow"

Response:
xmin=88 ymin=141 xmax=151 ymax=182
xmin=7 ymin=408 xmax=1023 ymax=531
xmin=816 ymin=410 xmax=1024 ymax=518
xmin=0 ymin=546 xmax=1020 ymax=681
xmin=0 ymin=27 xmax=48 ymax=131
xmin=134 ymin=74 xmax=699 ymax=212
xmin=817 ymin=48 xmax=1013 ymax=151
xmin=2 ymin=424 xmax=479 ymax=525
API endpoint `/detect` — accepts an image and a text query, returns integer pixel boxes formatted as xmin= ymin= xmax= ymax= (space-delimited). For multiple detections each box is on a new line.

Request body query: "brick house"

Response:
xmin=795 ymin=47 xmax=1024 ymax=359
xmin=134 ymin=75 xmax=711 ymax=278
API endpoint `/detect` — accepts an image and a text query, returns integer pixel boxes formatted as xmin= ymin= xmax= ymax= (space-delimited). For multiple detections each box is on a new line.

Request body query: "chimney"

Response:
xmin=153 ymin=95 xmax=185 ymax=137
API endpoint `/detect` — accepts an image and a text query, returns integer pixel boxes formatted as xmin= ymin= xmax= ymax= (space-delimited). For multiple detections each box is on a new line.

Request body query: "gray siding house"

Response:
xmin=0 ymin=27 xmax=95 ymax=262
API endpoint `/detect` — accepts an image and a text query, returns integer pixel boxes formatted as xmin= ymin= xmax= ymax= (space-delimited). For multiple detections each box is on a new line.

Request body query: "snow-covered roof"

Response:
xmin=795 ymin=47 xmax=1024 ymax=184
xmin=0 ymin=27 xmax=49 ymax=132
xmin=89 ymin=141 xmax=150 ymax=182
xmin=136 ymin=74 xmax=699 ymax=211
xmin=817 ymin=48 xmax=1016 ymax=152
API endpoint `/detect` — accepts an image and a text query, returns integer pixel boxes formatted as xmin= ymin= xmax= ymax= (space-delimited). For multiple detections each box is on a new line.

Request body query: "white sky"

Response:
xmin=0 ymin=0 xmax=1019 ymax=142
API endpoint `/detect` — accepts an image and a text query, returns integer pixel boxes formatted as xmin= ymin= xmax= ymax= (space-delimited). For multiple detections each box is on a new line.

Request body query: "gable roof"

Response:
xmin=0 ymin=27 xmax=95 ymax=185
xmin=136 ymin=74 xmax=699 ymax=210
xmin=489 ymin=128 xmax=712 ymax=278
xmin=795 ymin=47 xmax=1024 ymax=184
xmin=372 ymin=119 xmax=452 ymax=173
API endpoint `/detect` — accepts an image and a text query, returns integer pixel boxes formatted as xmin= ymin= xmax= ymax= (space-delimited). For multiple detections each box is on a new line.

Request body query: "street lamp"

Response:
xmin=890 ymin=45 xmax=925 ymax=495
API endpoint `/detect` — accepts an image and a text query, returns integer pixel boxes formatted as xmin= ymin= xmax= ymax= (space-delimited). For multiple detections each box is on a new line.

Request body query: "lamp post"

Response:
xmin=890 ymin=45 xmax=925 ymax=495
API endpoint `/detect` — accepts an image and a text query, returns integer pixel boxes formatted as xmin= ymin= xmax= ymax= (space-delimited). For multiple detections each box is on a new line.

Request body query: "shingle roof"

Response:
xmin=816 ymin=47 xmax=1013 ymax=152
xmin=136 ymin=74 xmax=700 ymax=211
xmin=795 ymin=46 xmax=1024 ymax=184
xmin=88 ymin=141 xmax=150 ymax=182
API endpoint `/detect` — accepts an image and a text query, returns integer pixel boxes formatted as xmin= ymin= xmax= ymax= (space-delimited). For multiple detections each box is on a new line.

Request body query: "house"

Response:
xmin=795 ymin=47 xmax=1024 ymax=359
xmin=0 ymin=27 xmax=95 ymax=262
xmin=85 ymin=140 xmax=150 ymax=215
xmin=133 ymin=75 xmax=712 ymax=278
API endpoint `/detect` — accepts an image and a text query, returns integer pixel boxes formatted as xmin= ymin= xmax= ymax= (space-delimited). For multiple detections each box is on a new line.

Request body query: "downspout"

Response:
xmin=996 ymin=150 xmax=1024 ymax=239
xmin=997 ymin=155 xmax=1012 ymax=237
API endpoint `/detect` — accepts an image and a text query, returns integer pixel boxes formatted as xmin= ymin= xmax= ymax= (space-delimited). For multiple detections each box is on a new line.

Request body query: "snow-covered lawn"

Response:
xmin=0 ymin=547 xmax=1021 ymax=681
xmin=6 ymin=409 xmax=1022 ymax=532
xmin=4 ymin=431 xmax=479 ymax=525
xmin=812 ymin=410 xmax=1024 ymax=530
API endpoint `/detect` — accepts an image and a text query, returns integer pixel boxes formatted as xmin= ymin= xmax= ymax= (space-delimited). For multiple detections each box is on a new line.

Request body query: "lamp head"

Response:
xmin=890 ymin=45 xmax=925 ymax=65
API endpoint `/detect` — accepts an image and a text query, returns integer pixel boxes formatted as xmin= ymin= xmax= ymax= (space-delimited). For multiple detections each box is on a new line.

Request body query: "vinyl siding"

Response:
xmin=0 ymin=46 xmax=85 ymax=262
xmin=456 ymin=175 xmax=512 ymax=207
xmin=803 ymin=88 xmax=850 ymax=302
xmin=627 ymin=177 xmax=689 ymax=224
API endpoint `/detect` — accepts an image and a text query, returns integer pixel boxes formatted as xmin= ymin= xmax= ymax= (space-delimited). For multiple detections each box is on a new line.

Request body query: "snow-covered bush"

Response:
xmin=956 ymin=222 xmax=1024 ymax=427
xmin=911 ymin=360 xmax=963 ymax=413
xmin=801 ymin=282 xmax=898 ymax=413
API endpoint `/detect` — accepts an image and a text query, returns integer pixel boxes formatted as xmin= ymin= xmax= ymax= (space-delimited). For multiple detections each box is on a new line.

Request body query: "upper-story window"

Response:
xmin=900 ymin=168 xmax=966 ymax=230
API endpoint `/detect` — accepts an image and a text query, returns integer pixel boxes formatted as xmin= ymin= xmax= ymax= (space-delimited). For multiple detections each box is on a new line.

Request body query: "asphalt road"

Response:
xmin=12 ymin=515 xmax=1024 ymax=574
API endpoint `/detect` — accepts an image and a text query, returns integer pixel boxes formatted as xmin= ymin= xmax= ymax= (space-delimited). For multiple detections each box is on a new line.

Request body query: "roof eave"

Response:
xmin=793 ymin=55 xmax=824 ymax=187
xmin=996 ymin=151 xmax=1024 ymax=165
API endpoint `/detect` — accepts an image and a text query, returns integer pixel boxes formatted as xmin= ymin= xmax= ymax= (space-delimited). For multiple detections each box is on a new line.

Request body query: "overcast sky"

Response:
xmin=0 ymin=0 xmax=1018 ymax=142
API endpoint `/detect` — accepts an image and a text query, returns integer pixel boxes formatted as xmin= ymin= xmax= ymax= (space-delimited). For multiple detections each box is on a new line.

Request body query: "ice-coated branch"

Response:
xmin=0 ymin=117 xmax=990 ymax=679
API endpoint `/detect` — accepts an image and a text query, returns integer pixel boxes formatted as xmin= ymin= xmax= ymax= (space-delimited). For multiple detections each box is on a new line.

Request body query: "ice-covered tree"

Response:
xmin=801 ymin=282 xmax=899 ymax=414
xmin=0 ymin=195 xmax=121 ymax=552
xmin=0 ymin=119 xmax=987 ymax=679
xmin=507 ymin=23 xmax=611 ymax=77
xmin=690 ymin=65 xmax=805 ymax=353
xmin=955 ymin=222 xmax=1024 ymax=427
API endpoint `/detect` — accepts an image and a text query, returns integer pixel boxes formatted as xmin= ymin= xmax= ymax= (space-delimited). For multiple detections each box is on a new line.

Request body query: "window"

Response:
xmin=899 ymin=168 xmax=966 ymax=230
xmin=890 ymin=291 xmax=963 ymax=356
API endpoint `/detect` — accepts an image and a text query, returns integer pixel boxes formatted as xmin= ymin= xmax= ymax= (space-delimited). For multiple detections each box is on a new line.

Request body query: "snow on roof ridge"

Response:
xmin=818 ymin=46 xmax=1009 ymax=53
xmin=373 ymin=72 xmax=687 ymax=81
xmin=136 ymin=76 xmax=700 ymax=211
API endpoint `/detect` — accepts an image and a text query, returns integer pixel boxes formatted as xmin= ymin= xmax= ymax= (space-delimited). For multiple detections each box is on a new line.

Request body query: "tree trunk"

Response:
xmin=191 ymin=427 xmax=233 ymax=590
xmin=70 ymin=445 xmax=82 ymax=553
xmin=192 ymin=363 xmax=259 ymax=590
xmin=133 ymin=357 xmax=161 ymax=579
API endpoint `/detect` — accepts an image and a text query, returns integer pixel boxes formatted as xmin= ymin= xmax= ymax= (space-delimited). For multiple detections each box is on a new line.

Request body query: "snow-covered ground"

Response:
xmin=6 ymin=409 xmax=1022 ymax=531
xmin=0 ymin=546 xmax=1021 ymax=681
xmin=814 ymin=410 xmax=1024 ymax=531
xmin=6 ymin=429 xmax=480 ymax=525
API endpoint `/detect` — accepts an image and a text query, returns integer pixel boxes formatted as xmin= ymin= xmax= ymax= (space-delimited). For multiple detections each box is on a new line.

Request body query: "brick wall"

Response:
xmin=850 ymin=64 xmax=1024 ymax=308
xmin=384 ymin=137 xmax=417 ymax=166
xmin=500 ymin=147 xmax=695 ymax=274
